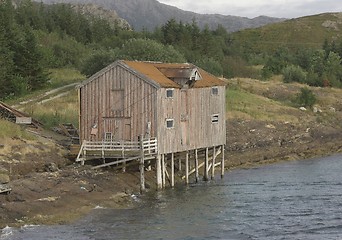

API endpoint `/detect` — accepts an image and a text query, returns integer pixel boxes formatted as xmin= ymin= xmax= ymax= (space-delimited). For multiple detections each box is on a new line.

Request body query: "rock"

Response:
xmin=0 ymin=167 xmax=9 ymax=174
xmin=0 ymin=173 xmax=10 ymax=184
xmin=329 ymin=107 xmax=336 ymax=112
xmin=299 ymin=107 xmax=307 ymax=111
xmin=45 ymin=163 xmax=59 ymax=172
xmin=266 ymin=124 xmax=276 ymax=129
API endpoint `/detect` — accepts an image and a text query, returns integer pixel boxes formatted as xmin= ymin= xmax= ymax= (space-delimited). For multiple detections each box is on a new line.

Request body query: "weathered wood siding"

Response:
xmin=79 ymin=65 xmax=157 ymax=142
xmin=156 ymin=86 xmax=226 ymax=154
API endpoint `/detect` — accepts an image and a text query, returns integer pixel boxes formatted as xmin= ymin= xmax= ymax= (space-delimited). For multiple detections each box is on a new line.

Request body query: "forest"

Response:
xmin=0 ymin=0 xmax=341 ymax=100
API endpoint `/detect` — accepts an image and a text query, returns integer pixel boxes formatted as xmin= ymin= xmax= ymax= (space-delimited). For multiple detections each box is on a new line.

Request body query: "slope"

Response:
xmin=231 ymin=12 xmax=342 ymax=54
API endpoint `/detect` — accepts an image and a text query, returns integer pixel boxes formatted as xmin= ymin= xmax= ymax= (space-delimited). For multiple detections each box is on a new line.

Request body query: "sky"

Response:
xmin=158 ymin=0 xmax=342 ymax=19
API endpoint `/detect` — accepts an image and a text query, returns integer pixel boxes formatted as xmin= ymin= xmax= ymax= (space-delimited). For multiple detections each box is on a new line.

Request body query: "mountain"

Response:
xmin=37 ymin=0 xmax=285 ymax=32
xmin=230 ymin=12 xmax=342 ymax=54
xmin=71 ymin=3 xmax=131 ymax=30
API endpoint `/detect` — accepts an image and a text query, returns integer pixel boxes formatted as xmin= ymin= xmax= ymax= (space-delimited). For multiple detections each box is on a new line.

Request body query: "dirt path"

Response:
xmin=11 ymin=83 xmax=78 ymax=110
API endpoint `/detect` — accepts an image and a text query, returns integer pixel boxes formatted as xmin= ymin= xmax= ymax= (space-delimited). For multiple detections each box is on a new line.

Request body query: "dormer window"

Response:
xmin=190 ymin=69 xmax=201 ymax=81
xmin=166 ymin=88 xmax=174 ymax=98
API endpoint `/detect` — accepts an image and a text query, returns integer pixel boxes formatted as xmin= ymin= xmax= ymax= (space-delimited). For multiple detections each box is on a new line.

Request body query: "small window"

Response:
xmin=166 ymin=119 xmax=174 ymax=128
xmin=104 ymin=132 xmax=112 ymax=141
xmin=211 ymin=87 xmax=219 ymax=95
xmin=166 ymin=88 xmax=174 ymax=98
xmin=211 ymin=114 xmax=219 ymax=123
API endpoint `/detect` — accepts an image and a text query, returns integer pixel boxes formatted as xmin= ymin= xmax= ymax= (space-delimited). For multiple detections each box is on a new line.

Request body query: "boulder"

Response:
xmin=0 ymin=173 xmax=10 ymax=184
xmin=45 ymin=162 xmax=59 ymax=172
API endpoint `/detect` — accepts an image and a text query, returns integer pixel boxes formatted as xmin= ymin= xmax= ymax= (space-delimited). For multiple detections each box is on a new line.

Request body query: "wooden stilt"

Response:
xmin=171 ymin=153 xmax=175 ymax=188
xmin=195 ymin=149 xmax=199 ymax=183
xmin=156 ymin=154 xmax=162 ymax=189
xmin=162 ymin=154 xmax=166 ymax=188
xmin=139 ymin=137 xmax=145 ymax=193
xmin=179 ymin=158 xmax=182 ymax=172
xmin=211 ymin=146 xmax=216 ymax=180
xmin=204 ymin=147 xmax=209 ymax=181
xmin=221 ymin=145 xmax=225 ymax=178
xmin=185 ymin=151 xmax=189 ymax=184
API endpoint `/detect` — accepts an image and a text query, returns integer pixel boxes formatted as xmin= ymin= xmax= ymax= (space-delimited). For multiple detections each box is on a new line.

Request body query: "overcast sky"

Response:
xmin=158 ymin=0 xmax=342 ymax=19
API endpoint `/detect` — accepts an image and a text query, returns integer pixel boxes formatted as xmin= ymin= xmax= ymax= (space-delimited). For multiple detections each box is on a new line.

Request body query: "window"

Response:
xmin=166 ymin=119 xmax=174 ymax=128
xmin=104 ymin=132 xmax=112 ymax=141
xmin=211 ymin=87 xmax=219 ymax=95
xmin=166 ymin=88 xmax=174 ymax=98
xmin=211 ymin=114 xmax=219 ymax=123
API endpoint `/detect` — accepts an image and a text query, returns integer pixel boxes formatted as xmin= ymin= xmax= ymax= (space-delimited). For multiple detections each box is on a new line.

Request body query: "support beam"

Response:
xmin=178 ymin=158 xmax=182 ymax=172
xmin=171 ymin=153 xmax=175 ymax=188
xmin=211 ymin=147 xmax=216 ymax=180
xmin=185 ymin=151 xmax=189 ymax=184
xmin=156 ymin=154 xmax=162 ymax=189
xmin=204 ymin=147 xmax=209 ymax=181
xmin=221 ymin=145 xmax=225 ymax=179
xmin=139 ymin=137 xmax=145 ymax=193
xmin=195 ymin=149 xmax=199 ymax=183
xmin=181 ymin=148 xmax=221 ymax=180
xmin=162 ymin=154 xmax=166 ymax=188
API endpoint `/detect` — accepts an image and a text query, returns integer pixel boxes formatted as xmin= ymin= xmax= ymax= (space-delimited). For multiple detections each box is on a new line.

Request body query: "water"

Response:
xmin=2 ymin=154 xmax=342 ymax=240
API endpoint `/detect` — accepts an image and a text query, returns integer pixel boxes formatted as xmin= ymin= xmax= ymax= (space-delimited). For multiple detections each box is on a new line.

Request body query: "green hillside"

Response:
xmin=231 ymin=13 xmax=342 ymax=54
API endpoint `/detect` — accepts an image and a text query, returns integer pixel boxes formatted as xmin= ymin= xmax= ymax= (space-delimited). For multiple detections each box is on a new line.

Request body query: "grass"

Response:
xmin=225 ymin=81 xmax=302 ymax=123
xmin=48 ymin=68 xmax=86 ymax=88
xmin=3 ymin=68 xmax=83 ymax=130
xmin=231 ymin=13 xmax=341 ymax=54
xmin=0 ymin=119 xmax=34 ymax=139
xmin=21 ymin=90 xmax=79 ymax=129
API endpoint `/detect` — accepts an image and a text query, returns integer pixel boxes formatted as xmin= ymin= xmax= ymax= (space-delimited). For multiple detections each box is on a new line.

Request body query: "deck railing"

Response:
xmin=76 ymin=137 xmax=158 ymax=163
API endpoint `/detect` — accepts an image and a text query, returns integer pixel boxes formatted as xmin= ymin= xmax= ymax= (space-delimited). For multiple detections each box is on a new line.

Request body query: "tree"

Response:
xmin=282 ymin=65 xmax=306 ymax=83
xmin=81 ymin=50 xmax=118 ymax=77
xmin=296 ymin=87 xmax=317 ymax=108
xmin=195 ymin=58 xmax=223 ymax=77
xmin=119 ymin=38 xmax=185 ymax=63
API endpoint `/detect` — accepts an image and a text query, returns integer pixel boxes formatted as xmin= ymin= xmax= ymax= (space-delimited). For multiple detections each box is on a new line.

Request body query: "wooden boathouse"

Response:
xmin=76 ymin=60 xmax=226 ymax=190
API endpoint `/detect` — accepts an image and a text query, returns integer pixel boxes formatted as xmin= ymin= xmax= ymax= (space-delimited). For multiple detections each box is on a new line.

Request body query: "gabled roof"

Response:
xmin=79 ymin=60 xmax=226 ymax=89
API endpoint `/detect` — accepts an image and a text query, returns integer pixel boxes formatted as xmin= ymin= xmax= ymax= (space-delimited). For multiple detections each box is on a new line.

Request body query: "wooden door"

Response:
xmin=103 ymin=117 xmax=131 ymax=141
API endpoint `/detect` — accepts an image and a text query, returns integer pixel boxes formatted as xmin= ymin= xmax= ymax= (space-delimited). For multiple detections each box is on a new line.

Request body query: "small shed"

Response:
xmin=77 ymin=60 xmax=226 ymax=188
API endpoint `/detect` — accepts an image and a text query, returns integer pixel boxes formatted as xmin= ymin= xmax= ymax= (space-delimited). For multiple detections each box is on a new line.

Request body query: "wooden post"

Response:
xmin=156 ymin=154 xmax=162 ymax=189
xmin=178 ymin=158 xmax=182 ymax=172
xmin=211 ymin=146 xmax=216 ymax=180
xmin=162 ymin=154 xmax=166 ymax=188
xmin=221 ymin=145 xmax=225 ymax=179
xmin=171 ymin=153 xmax=175 ymax=188
xmin=195 ymin=149 xmax=199 ymax=183
xmin=139 ymin=136 xmax=145 ymax=193
xmin=204 ymin=147 xmax=209 ymax=181
xmin=185 ymin=151 xmax=189 ymax=184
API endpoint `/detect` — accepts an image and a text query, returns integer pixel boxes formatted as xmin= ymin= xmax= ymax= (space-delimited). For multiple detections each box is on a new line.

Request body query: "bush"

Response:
xmin=81 ymin=50 xmax=118 ymax=77
xmin=295 ymin=87 xmax=317 ymax=108
xmin=282 ymin=65 xmax=306 ymax=83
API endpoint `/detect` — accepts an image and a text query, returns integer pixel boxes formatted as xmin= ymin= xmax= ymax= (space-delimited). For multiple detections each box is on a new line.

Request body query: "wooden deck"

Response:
xmin=75 ymin=138 xmax=158 ymax=168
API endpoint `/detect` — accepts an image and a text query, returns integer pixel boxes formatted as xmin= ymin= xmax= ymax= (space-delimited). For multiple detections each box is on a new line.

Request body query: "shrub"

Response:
xmin=282 ymin=65 xmax=307 ymax=83
xmin=295 ymin=87 xmax=317 ymax=108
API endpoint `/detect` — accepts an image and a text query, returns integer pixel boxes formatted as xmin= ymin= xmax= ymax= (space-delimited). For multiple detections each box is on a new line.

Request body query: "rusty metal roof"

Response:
xmin=123 ymin=60 xmax=226 ymax=88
